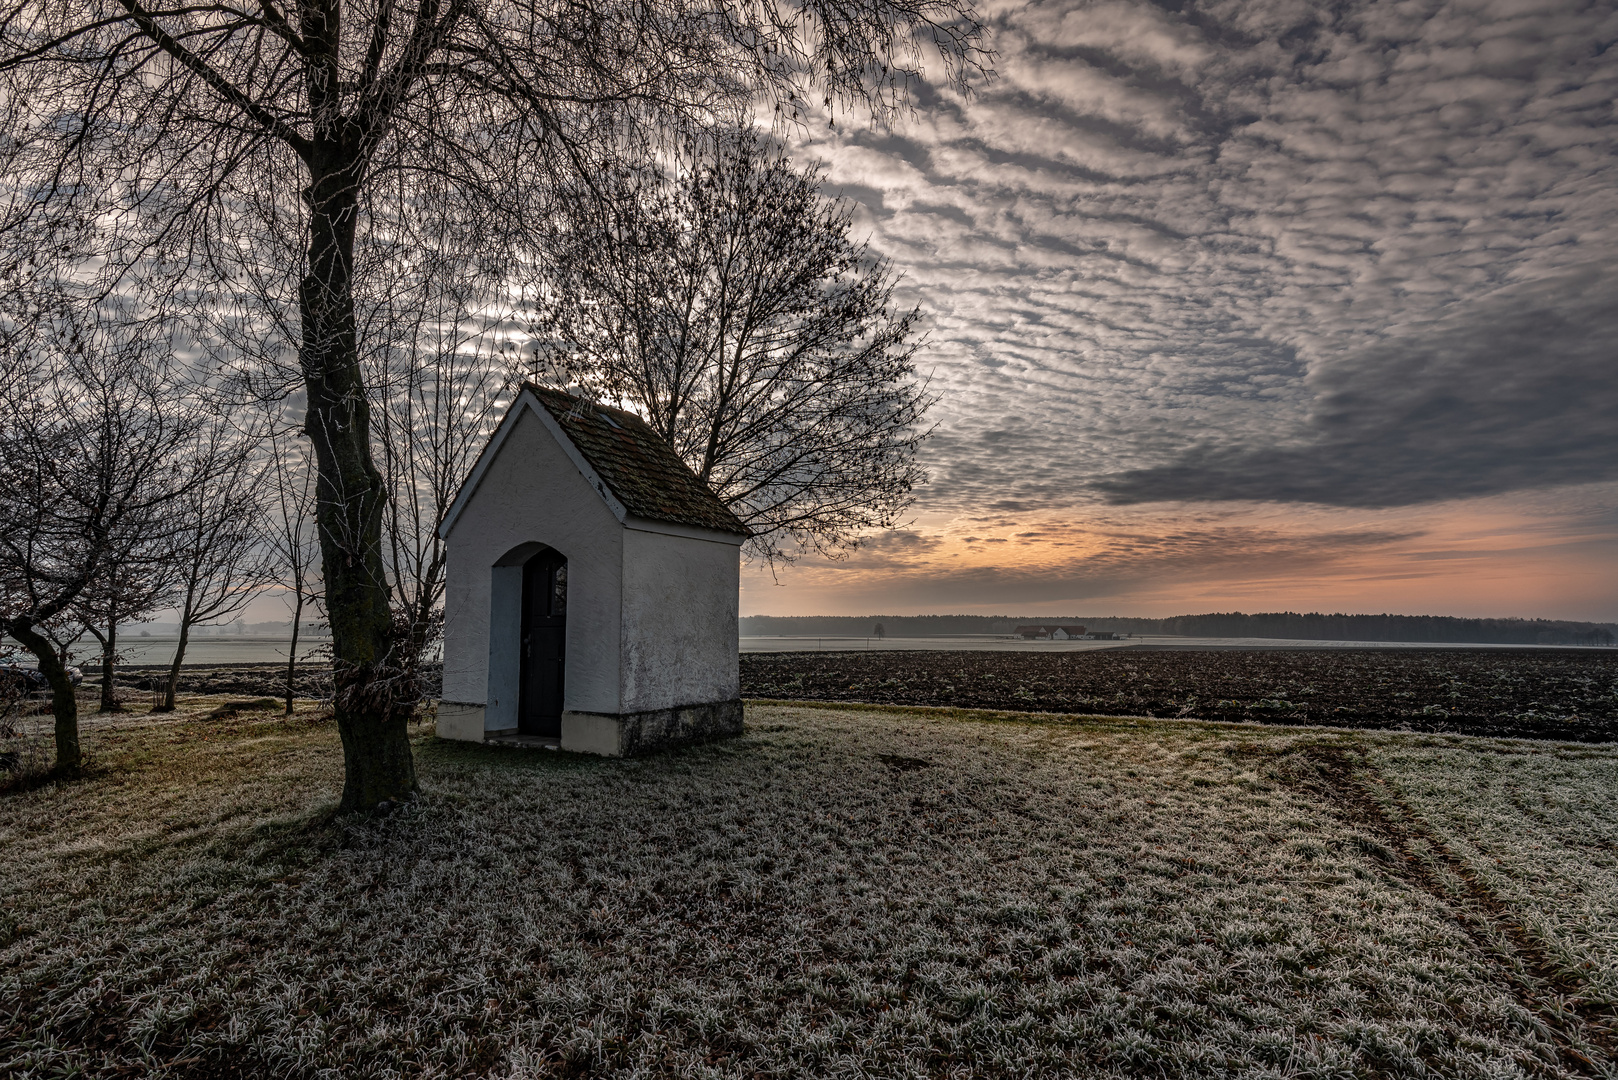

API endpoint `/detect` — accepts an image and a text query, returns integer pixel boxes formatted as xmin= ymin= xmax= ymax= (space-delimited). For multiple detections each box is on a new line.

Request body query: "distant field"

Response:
xmin=3 ymin=701 xmax=1616 ymax=1076
xmin=8 ymin=634 xmax=334 ymax=669
xmin=739 ymin=634 xmax=1613 ymax=653
xmin=741 ymin=648 xmax=1618 ymax=742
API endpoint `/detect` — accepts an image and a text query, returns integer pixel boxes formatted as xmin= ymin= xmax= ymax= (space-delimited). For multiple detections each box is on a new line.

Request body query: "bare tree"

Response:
xmin=76 ymin=546 xmax=175 ymax=713
xmin=0 ymin=312 xmax=204 ymax=771
xmin=2 ymin=0 xmax=988 ymax=810
xmin=265 ymin=425 xmax=325 ymax=717
xmin=531 ymin=131 xmax=933 ymax=563
xmin=155 ymin=421 xmax=277 ymax=712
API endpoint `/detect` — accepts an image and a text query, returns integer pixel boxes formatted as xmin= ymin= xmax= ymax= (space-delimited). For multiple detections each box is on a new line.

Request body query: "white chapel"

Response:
xmin=436 ymin=384 xmax=750 ymax=755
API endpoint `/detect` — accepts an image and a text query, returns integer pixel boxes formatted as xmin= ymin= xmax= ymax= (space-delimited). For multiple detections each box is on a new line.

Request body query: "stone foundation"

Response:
xmin=565 ymin=699 xmax=744 ymax=757
xmin=436 ymin=701 xmax=487 ymax=742
xmin=436 ymin=698 xmax=743 ymax=757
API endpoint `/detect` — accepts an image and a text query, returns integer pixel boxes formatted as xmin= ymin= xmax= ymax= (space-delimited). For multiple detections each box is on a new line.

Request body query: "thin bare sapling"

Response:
xmin=155 ymin=421 xmax=277 ymax=712
xmin=75 ymin=528 xmax=178 ymax=713
xmin=367 ymin=244 xmax=509 ymax=675
xmin=265 ymin=423 xmax=325 ymax=716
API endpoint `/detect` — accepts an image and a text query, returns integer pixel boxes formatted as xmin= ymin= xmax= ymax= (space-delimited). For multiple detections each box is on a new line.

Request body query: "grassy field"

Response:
xmin=3 ymin=699 xmax=1618 ymax=1078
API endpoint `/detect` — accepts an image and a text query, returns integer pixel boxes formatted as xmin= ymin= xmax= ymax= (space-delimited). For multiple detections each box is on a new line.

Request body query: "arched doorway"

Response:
xmin=519 ymin=548 xmax=567 ymax=736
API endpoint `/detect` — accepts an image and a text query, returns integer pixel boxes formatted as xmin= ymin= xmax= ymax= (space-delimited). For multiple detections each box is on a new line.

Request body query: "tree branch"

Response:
xmin=111 ymin=0 xmax=311 ymax=155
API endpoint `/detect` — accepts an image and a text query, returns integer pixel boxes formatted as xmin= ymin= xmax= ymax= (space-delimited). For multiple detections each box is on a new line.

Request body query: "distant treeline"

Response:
xmin=742 ymin=615 xmax=1062 ymax=638
xmin=738 ymin=613 xmax=1618 ymax=646
xmin=1138 ymin=613 xmax=1617 ymax=646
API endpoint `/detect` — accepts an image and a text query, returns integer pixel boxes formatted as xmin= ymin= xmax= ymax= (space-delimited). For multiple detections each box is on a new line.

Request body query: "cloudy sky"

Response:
xmin=738 ymin=0 xmax=1618 ymax=620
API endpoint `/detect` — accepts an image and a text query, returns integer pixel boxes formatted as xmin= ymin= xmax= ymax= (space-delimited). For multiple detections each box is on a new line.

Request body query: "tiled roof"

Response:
xmin=524 ymin=384 xmax=749 ymax=537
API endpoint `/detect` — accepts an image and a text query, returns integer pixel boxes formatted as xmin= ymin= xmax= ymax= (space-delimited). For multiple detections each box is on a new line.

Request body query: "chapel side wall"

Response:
xmin=619 ymin=527 xmax=740 ymax=714
xmin=439 ymin=543 xmax=484 ymax=706
xmin=440 ymin=407 xmax=624 ymax=719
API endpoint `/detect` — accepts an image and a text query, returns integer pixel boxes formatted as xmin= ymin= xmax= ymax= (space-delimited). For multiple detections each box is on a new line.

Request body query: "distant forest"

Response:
xmin=739 ymin=613 xmax=1618 ymax=646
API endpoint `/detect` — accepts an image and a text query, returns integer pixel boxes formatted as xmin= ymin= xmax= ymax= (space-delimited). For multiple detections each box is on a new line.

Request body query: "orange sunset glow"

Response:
xmin=744 ymin=485 xmax=1618 ymax=620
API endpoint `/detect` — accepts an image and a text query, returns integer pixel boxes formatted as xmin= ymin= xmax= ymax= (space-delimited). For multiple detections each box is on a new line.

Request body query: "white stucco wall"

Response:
xmin=619 ymin=523 xmax=740 ymax=713
xmin=439 ymin=407 xmax=624 ymax=725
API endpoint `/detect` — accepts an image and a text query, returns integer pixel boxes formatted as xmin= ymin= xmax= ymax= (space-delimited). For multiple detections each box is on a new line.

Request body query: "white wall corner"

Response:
xmin=561 ymin=711 xmax=623 ymax=757
xmin=437 ymin=701 xmax=487 ymax=742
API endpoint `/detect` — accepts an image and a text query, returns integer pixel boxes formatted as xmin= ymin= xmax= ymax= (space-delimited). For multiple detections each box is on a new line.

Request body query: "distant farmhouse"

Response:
xmin=1012 ymin=626 xmax=1121 ymax=641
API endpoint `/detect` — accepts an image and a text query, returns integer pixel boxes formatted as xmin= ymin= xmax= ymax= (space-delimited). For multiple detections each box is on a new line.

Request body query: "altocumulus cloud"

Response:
xmin=1099 ymin=271 xmax=1618 ymax=505
xmin=795 ymin=0 xmax=1618 ymax=514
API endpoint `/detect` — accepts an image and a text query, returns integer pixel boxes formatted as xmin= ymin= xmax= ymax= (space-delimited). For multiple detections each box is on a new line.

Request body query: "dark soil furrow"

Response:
xmin=741 ymin=649 xmax=1618 ymax=741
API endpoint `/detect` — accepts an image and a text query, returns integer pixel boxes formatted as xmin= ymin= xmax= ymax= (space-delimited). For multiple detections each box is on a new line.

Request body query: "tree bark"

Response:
xmin=300 ymin=159 xmax=417 ymax=812
xmin=6 ymin=619 xmax=81 ymax=772
xmin=158 ymin=618 xmax=191 ymax=712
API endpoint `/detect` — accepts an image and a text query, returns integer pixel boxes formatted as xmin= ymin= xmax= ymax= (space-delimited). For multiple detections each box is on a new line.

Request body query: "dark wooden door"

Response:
xmin=519 ymin=550 xmax=566 ymax=737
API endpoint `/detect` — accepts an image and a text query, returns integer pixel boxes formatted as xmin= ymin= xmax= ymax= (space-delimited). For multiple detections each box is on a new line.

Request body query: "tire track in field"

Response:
xmin=1295 ymin=744 xmax=1616 ymax=1076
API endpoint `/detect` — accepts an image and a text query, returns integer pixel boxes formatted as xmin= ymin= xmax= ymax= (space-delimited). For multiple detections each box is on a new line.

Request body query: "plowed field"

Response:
xmin=740 ymin=648 xmax=1618 ymax=741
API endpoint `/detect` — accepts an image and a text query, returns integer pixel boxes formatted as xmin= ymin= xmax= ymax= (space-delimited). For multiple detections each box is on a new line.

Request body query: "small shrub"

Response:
xmin=0 ymin=736 xmax=65 ymax=794
xmin=204 ymin=698 xmax=283 ymax=721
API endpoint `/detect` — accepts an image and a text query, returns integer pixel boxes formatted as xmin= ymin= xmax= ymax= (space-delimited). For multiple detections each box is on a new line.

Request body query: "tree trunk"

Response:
xmin=158 ymin=618 xmax=191 ymax=712
xmin=300 ymin=159 xmax=417 ymax=812
xmin=85 ymin=624 xmax=110 ymax=706
xmin=99 ymin=619 xmax=121 ymax=713
xmin=285 ymin=591 xmax=303 ymax=716
xmin=7 ymin=619 xmax=80 ymax=772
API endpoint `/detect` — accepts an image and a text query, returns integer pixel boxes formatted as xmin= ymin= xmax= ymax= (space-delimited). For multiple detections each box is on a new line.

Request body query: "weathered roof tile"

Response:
xmin=524 ymin=384 xmax=749 ymax=537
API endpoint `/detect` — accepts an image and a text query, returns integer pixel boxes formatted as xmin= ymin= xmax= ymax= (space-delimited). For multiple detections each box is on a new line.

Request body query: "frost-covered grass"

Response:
xmin=4 ymin=701 xmax=1617 ymax=1078
xmin=1369 ymin=740 xmax=1618 ymax=1008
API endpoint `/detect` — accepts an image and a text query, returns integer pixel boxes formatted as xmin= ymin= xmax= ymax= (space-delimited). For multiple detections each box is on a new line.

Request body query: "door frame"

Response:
xmin=518 ymin=547 xmax=567 ymax=736
xmin=486 ymin=541 xmax=565 ymax=736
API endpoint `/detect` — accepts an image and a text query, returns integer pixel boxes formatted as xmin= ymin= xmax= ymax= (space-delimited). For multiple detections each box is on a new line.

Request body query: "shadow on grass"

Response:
xmin=413 ymin=730 xmax=700 ymax=776
xmin=412 ymin=723 xmax=788 ymax=786
xmin=47 ymin=795 xmax=348 ymax=880
xmin=0 ymin=747 xmax=107 ymax=797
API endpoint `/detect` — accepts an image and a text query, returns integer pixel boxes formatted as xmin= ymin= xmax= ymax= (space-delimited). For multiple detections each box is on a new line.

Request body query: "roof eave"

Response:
xmin=623 ymin=514 xmax=749 ymax=546
xmin=440 ymin=386 xmax=748 ymax=541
